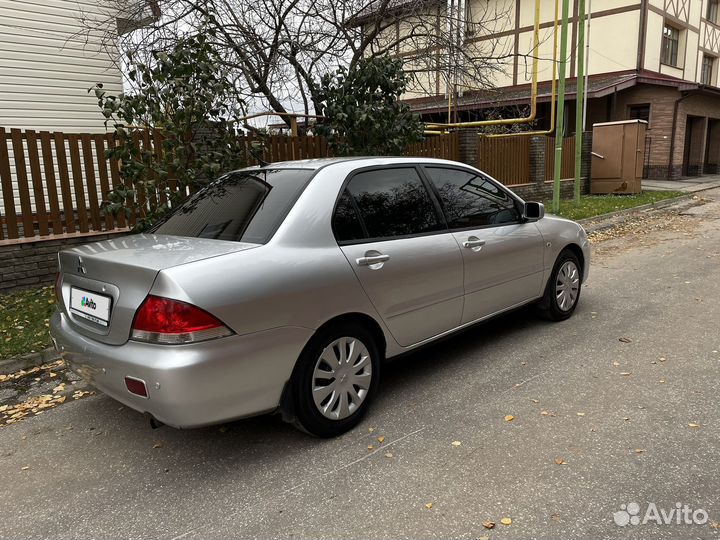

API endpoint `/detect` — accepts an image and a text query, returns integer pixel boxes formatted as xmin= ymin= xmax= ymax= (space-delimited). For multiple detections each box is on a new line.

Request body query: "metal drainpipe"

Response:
xmin=668 ymin=92 xmax=692 ymax=180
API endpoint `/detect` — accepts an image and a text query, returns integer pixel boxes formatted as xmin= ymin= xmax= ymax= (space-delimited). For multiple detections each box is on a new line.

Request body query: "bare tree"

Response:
xmin=78 ymin=0 xmax=526 ymax=126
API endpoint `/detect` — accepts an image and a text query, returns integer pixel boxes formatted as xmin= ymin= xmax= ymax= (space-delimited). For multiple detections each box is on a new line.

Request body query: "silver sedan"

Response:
xmin=50 ymin=157 xmax=590 ymax=437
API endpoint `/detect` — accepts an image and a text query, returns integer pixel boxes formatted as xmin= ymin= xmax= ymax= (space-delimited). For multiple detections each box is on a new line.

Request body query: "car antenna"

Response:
xmin=248 ymin=141 xmax=271 ymax=167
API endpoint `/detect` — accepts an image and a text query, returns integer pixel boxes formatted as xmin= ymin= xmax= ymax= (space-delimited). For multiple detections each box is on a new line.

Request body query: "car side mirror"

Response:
xmin=523 ymin=202 xmax=545 ymax=222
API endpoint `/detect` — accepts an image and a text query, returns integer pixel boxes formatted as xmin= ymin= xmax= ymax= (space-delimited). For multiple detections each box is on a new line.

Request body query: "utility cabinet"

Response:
xmin=590 ymin=119 xmax=647 ymax=194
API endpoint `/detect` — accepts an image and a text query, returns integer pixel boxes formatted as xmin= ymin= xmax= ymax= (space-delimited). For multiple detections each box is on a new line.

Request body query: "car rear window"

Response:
xmin=153 ymin=169 xmax=313 ymax=244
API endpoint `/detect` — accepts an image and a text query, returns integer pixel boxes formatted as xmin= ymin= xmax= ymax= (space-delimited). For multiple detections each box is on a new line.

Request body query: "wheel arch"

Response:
xmin=561 ymin=242 xmax=585 ymax=278
xmin=309 ymin=312 xmax=388 ymax=361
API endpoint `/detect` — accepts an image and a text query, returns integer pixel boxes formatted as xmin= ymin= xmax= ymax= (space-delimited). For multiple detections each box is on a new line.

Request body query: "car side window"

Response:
xmin=424 ymin=167 xmax=521 ymax=229
xmin=333 ymin=190 xmax=366 ymax=242
xmin=340 ymin=167 xmax=444 ymax=241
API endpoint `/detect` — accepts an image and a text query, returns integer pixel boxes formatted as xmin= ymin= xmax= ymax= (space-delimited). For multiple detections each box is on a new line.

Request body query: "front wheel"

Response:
xmin=290 ymin=324 xmax=380 ymax=437
xmin=537 ymin=249 xmax=582 ymax=321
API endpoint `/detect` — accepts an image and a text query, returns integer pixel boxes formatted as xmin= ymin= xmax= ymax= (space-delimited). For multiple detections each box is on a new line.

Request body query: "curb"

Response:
xmin=644 ymin=180 xmax=720 ymax=194
xmin=576 ymin=194 xmax=706 ymax=235
xmin=0 ymin=348 xmax=60 ymax=376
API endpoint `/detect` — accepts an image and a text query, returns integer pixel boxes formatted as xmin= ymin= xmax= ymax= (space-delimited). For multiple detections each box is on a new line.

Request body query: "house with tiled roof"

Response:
xmin=365 ymin=0 xmax=720 ymax=179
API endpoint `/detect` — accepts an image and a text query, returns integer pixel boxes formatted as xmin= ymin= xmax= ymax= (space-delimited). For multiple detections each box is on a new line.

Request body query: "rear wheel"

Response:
xmin=290 ymin=324 xmax=380 ymax=437
xmin=538 ymin=249 xmax=582 ymax=321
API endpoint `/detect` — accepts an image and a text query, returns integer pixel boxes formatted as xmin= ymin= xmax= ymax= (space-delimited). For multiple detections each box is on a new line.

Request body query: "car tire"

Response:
xmin=290 ymin=323 xmax=381 ymax=438
xmin=537 ymin=248 xmax=583 ymax=321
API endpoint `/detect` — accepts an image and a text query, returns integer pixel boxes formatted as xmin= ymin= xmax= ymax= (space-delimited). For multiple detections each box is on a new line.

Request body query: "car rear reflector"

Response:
xmin=130 ymin=295 xmax=234 ymax=345
xmin=125 ymin=376 xmax=148 ymax=398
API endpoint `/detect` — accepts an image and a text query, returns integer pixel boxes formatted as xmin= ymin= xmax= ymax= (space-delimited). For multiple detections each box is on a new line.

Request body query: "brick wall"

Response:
xmin=612 ymin=84 xmax=678 ymax=178
xmin=610 ymin=83 xmax=720 ymax=179
xmin=0 ymin=232 xmax=126 ymax=293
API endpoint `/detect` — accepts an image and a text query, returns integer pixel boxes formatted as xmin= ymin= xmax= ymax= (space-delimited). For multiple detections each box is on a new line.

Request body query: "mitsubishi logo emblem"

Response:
xmin=77 ymin=256 xmax=86 ymax=275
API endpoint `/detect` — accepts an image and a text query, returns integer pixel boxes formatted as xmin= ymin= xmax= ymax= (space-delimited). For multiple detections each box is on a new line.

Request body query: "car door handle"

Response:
xmin=356 ymin=254 xmax=390 ymax=266
xmin=462 ymin=239 xmax=486 ymax=249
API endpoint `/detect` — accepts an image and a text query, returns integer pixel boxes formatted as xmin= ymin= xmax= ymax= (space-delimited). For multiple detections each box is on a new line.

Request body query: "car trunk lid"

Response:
xmin=57 ymin=234 xmax=258 ymax=345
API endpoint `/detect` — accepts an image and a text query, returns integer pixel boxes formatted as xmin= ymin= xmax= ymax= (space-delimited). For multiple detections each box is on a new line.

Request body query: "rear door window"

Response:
xmin=335 ymin=167 xmax=444 ymax=242
xmin=153 ymin=169 xmax=313 ymax=244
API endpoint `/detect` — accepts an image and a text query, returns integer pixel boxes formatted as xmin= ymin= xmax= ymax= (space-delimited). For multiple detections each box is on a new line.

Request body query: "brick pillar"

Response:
xmin=458 ymin=129 xmax=480 ymax=166
xmin=529 ymin=135 xmax=546 ymax=188
xmin=581 ymin=131 xmax=593 ymax=194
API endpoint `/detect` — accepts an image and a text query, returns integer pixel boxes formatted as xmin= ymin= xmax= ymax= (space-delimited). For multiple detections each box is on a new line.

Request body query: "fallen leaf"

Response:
xmin=368 ymin=427 xmax=376 ymax=433
xmin=576 ymin=412 xmax=585 ymax=417
xmin=367 ymin=445 xmax=374 ymax=450
xmin=482 ymin=520 xmax=495 ymax=529
xmin=218 ymin=426 xmax=228 ymax=433
xmin=425 ymin=502 xmax=433 ymax=509
xmin=478 ymin=536 xmax=490 ymax=540
xmin=384 ymin=452 xmax=393 ymax=458
xmin=612 ymin=361 xmax=620 ymax=367
xmin=153 ymin=443 xmax=162 ymax=449
xmin=501 ymin=517 xmax=513 ymax=526
xmin=530 ymin=399 xmax=539 ymax=403
xmin=659 ymin=379 xmax=666 ymax=384
xmin=688 ymin=423 xmax=701 ymax=428
xmin=554 ymin=457 xmax=566 ymax=465
xmin=21 ymin=466 xmax=30 ymax=471
xmin=659 ymin=357 xmax=666 ymax=362
xmin=619 ymin=337 xmax=632 ymax=343
xmin=550 ymin=513 xmax=562 ymax=523
xmin=620 ymin=372 xmax=632 ymax=376
xmin=451 ymin=440 xmax=461 ymax=447
xmin=634 ymin=448 xmax=645 ymax=454
xmin=376 ymin=436 xmax=385 ymax=443
xmin=623 ymin=417 xmax=630 ymax=421
xmin=504 ymin=415 xmax=514 ymax=422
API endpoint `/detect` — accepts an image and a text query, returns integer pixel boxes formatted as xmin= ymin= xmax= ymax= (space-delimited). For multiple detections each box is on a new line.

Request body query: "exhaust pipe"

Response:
xmin=145 ymin=413 xmax=165 ymax=429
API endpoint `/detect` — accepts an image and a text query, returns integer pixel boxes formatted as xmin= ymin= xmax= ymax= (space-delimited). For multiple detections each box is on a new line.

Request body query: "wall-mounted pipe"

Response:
xmin=485 ymin=0 xmax=560 ymax=139
xmin=424 ymin=0 xmax=542 ymax=129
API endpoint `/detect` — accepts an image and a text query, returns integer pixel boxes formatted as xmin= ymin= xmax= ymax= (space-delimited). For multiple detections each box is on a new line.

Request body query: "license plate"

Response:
xmin=70 ymin=287 xmax=112 ymax=326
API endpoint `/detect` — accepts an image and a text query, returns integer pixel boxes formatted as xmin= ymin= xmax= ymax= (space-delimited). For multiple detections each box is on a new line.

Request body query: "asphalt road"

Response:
xmin=2 ymin=190 xmax=720 ymax=540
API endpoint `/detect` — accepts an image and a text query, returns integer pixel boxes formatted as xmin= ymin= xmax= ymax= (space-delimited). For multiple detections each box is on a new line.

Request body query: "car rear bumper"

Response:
xmin=50 ymin=311 xmax=313 ymax=428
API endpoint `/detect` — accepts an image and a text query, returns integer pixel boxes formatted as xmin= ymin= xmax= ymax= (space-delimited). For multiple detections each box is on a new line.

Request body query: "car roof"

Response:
xmin=239 ymin=156 xmax=472 ymax=171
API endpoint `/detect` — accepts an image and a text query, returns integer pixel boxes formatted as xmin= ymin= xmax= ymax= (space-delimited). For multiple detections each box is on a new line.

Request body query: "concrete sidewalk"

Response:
xmin=642 ymin=174 xmax=720 ymax=192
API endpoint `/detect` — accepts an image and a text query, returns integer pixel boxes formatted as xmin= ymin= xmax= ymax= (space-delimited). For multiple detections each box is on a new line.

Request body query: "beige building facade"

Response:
xmin=395 ymin=0 xmax=720 ymax=179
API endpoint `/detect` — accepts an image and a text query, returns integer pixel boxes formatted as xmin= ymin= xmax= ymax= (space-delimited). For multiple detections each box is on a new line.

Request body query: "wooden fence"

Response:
xmin=0 ymin=128 xmax=460 ymax=243
xmin=545 ymin=137 xmax=576 ymax=181
xmin=405 ymin=132 xmax=459 ymax=160
xmin=477 ymin=135 xmax=578 ymax=185
xmin=478 ymin=136 xmax=531 ymax=186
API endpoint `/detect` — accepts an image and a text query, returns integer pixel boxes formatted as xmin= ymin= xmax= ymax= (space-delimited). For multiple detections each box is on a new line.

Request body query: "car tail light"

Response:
xmin=131 ymin=295 xmax=234 ymax=344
